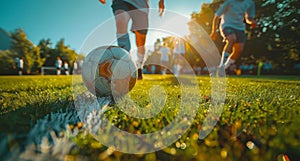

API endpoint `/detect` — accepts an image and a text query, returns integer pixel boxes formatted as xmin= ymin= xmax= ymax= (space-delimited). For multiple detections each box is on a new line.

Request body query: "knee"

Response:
xmin=226 ymin=35 xmax=236 ymax=44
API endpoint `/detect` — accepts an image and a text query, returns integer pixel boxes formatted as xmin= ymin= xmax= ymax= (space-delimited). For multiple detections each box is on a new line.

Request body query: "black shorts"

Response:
xmin=221 ymin=27 xmax=246 ymax=43
xmin=111 ymin=0 xmax=148 ymax=35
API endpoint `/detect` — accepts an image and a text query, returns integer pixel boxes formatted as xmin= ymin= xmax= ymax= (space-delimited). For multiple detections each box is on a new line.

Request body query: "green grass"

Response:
xmin=0 ymin=75 xmax=300 ymax=161
xmin=0 ymin=76 xmax=74 ymax=133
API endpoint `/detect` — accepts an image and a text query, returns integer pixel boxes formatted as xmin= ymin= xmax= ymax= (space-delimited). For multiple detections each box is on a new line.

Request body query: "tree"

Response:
xmin=188 ymin=0 xmax=224 ymax=68
xmin=53 ymin=39 xmax=77 ymax=68
xmin=38 ymin=38 xmax=57 ymax=67
xmin=253 ymin=0 xmax=300 ymax=71
xmin=0 ymin=50 xmax=17 ymax=75
xmin=10 ymin=29 xmax=45 ymax=74
xmin=38 ymin=38 xmax=52 ymax=59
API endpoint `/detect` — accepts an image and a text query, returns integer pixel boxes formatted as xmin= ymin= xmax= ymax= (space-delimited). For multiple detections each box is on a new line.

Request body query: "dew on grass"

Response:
xmin=246 ymin=141 xmax=255 ymax=150
xmin=220 ymin=148 xmax=228 ymax=159
xmin=192 ymin=133 xmax=199 ymax=140
xmin=154 ymin=141 xmax=163 ymax=148
xmin=180 ymin=142 xmax=187 ymax=149
xmin=170 ymin=148 xmax=177 ymax=155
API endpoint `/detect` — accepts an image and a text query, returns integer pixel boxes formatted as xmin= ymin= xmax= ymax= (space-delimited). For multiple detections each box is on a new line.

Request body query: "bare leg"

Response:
xmin=114 ymin=10 xmax=130 ymax=34
xmin=135 ymin=31 xmax=146 ymax=68
xmin=220 ymin=34 xmax=239 ymax=69
xmin=223 ymin=33 xmax=236 ymax=57
xmin=223 ymin=35 xmax=245 ymax=69
xmin=230 ymin=43 xmax=245 ymax=60
xmin=114 ymin=10 xmax=131 ymax=51
xmin=135 ymin=31 xmax=147 ymax=80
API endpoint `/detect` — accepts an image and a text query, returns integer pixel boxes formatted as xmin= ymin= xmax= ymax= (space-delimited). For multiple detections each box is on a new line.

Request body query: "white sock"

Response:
xmin=219 ymin=51 xmax=230 ymax=67
xmin=224 ymin=59 xmax=235 ymax=69
xmin=137 ymin=53 xmax=144 ymax=69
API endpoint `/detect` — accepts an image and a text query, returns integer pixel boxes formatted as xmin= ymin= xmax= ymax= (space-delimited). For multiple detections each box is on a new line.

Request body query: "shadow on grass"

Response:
xmin=0 ymin=97 xmax=74 ymax=134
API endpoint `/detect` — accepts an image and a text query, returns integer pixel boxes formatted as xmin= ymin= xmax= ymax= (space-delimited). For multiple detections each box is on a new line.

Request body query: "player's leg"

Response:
xmin=135 ymin=31 xmax=147 ymax=79
xmin=223 ymin=42 xmax=244 ymax=69
xmin=177 ymin=54 xmax=184 ymax=76
xmin=173 ymin=55 xmax=181 ymax=77
xmin=57 ymin=68 xmax=61 ymax=75
xmin=219 ymin=27 xmax=236 ymax=67
xmin=223 ymin=29 xmax=246 ymax=69
xmin=18 ymin=68 xmax=22 ymax=76
xmin=220 ymin=33 xmax=236 ymax=68
xmin=114 ymin=10 xmax=131 ymax=51
xmin=111 ymin=0 xmax=131 ymax=51
xmin=130 ymin=8 xmax=149 ymax=80
xmin=231 ymin=43 xmax=245 ymax=60
xmin=135 ymin=31 xmax=146 ymax=66
xmin=161 ymin=61 xmax=166 ymax=75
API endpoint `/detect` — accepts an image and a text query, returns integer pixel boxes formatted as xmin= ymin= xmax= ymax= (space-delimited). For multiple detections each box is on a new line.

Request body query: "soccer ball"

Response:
xmin=82 ymin=46 xmax=137 ymax=97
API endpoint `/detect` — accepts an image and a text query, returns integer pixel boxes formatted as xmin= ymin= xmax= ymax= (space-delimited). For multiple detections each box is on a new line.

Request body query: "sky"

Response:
xmin=0 ymin=0 xmax=213 ymax=54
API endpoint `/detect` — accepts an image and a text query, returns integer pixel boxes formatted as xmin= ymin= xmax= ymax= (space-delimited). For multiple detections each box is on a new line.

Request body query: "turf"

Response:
xmin=0 ymin=75 xmax=299 ymax=161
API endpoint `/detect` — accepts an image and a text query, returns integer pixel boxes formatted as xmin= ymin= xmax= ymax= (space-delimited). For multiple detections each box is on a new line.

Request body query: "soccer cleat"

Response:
xmin=138 ymin=68 xmax=143 ymax=80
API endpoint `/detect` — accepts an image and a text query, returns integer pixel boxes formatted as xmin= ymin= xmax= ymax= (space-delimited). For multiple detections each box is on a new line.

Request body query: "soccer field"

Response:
xmin=0 ymin=75 xmax=299 ymax=161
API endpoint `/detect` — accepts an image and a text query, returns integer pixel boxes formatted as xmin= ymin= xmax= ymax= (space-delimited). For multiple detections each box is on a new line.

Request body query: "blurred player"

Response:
xmin=210 ymin=0 xmax=256 ymax=75
xmin=172 ymin=37 xmax=185 ymax=77
xmin=99 ymin=0 xmax=165 ymax=80
xmin=55 ymin=57 xmax=62 ymax=75
xmin=158 ymin=42 xmax=171 ymax=75
xmin=17 ymin=57 xmax=24 ymax=76
xmin=63 ymin=61 xmax=69 ymax=75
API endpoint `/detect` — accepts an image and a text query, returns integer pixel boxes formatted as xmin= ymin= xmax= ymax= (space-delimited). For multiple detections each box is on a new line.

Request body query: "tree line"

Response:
xmin=1 ymin=0 xmax=299 ymax=75
xmin=0 ymin=29 xmax=84 ymax=75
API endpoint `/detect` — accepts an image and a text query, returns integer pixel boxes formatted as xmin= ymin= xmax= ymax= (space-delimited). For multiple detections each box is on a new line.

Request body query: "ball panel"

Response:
xmin=128 ymin=63 xmax=138 ymax=78
xmin=94 ymin=77 xmax=112 ymax=96
xmin=82 ymin=58 xmax=98 ymax=95
xmin=128 ymin=76 xmax=137 ymax=92
xmin=111 ymin=75 xmax=136 ymax=97
xmin=98 ymin=60 xmax=113 ymax=78
xmin=109 ymin=47 xmax=131 ymax=61
xmin=111 ymin=59 xmax=131 ymax=80
xmin=87 ymin=46 xmax=111 ymax=64
xmin=83 ymin=78 xmax=105 ymax=96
